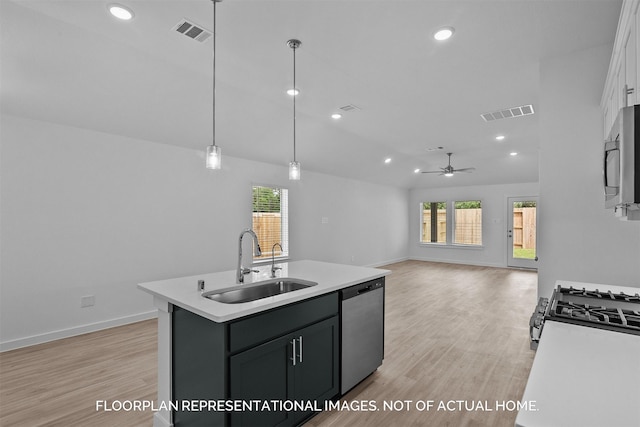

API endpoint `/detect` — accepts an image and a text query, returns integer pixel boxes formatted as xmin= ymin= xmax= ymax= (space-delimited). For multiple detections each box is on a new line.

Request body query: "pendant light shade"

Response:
xmin=289 ymin=161 xmax=300 ymax=180
xmin=287 ymin=39 xmax=301 ymax=180
xmin=206 ymin=144 xmax=221 ymax=169
xmin=206 ymin=0 xmax=222 ymax=170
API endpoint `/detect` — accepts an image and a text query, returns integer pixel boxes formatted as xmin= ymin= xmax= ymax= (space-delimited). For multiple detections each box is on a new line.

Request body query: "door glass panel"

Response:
xmin=512 ymin=201 xmax=537 ymax=260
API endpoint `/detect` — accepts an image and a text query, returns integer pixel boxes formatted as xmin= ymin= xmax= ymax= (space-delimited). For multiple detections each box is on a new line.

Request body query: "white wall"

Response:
xmin=409 ymin=182 xmax=539 ymax=268
xmin=0 ymin=114 xmax=409 ymax=350
xmin=538 ymin=44 xmax=640 ymax=298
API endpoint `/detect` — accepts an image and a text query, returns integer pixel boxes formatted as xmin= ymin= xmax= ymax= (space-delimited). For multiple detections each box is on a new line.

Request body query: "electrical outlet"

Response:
xmin=81 ymin=295 xmax=95 ymax=308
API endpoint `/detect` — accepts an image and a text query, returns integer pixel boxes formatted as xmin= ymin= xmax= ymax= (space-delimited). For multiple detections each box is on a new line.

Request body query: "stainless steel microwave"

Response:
xmin=604 ymin=105 xmax=640 ymax=220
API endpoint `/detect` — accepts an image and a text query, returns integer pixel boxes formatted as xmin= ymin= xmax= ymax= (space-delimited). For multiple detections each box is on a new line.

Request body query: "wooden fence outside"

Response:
xmin=513 ymin=207 xmax=536 ymax=249
xmin=421 ymin=209 xmax=447 ymax=243
xmin=454 ymin=208 xmax=482 ymax=244
xmin=422 ymin=208 xmax=535 ymax=248
xmin=422 ymin=209 xmax=483 ymax=245
xmin=252 ymin=212 xmax=282 ymax=259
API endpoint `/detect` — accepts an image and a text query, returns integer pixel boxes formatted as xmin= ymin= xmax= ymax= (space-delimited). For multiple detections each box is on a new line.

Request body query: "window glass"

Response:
xmin=252 ymin=186 xmax=289 ymax=260
xmin=453 ymin=200 xmax=482 ymax=245
xmin=421 ymin=202 xmax=447 ymax=243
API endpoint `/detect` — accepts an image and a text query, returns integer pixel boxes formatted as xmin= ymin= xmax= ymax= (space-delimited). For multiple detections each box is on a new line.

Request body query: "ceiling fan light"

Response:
xmin=444 ymin=172 xmax=454 ymax=177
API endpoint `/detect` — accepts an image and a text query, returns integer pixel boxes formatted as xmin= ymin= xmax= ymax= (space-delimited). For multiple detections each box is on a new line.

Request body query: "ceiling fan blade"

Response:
xmin=421 ymin=170 xmax=443 ymax=174
xmin=453 ymin=167 xmax=475 ymax=173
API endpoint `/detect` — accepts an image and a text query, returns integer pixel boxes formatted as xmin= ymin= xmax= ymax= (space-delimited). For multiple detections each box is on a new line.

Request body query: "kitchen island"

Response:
xmin=138 ymin=260 xmax=390 ymax=427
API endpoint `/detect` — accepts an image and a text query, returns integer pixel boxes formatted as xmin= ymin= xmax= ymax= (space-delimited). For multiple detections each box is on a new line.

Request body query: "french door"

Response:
xmin=507 ymin=197 xmax=538 ymax=269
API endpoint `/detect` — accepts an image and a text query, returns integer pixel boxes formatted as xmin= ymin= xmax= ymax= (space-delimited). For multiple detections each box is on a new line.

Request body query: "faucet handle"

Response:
xmin=270 ymin=266 xmax=282 ymax=278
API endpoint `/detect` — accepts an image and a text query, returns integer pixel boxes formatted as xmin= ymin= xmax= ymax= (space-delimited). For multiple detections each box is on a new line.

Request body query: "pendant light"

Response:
xmin=205 ymin=0 xmax=222 ymax=170
xmin=287 ymin=39 xmax=302 ymax=180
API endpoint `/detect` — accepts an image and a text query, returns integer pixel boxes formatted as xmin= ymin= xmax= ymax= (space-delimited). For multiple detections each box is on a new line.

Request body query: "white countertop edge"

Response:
xmin=138 ymin=260 xmax=390 ymax=323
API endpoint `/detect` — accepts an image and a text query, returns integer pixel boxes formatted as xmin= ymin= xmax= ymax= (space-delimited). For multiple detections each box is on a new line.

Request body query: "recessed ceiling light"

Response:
xmin=433 ymin=27 xmax=454 ymax=41
xmin=331 ymin=113 xmax=342 ymax=119
xmin=108 ymin=4 xmax=134 ymax=20
xmin=384 ymin=158 xmax=392 ymax=164
xmin=414 ymin=168 xmax=421 ymax=173
xmin=495 ymin=135 xmax=505 ymax=141
xmin=287 ymin=89 xmax=299 ymax=96
xmin=510 ymin=152 xmax=518 ymax=156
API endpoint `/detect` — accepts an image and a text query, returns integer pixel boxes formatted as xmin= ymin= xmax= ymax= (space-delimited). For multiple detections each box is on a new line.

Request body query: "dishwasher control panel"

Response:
xmin=340 ymin=278 xmax=384 ymax=300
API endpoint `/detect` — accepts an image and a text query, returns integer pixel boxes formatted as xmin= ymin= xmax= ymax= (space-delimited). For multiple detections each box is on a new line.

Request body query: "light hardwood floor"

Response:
xmin=0 ymin=260 xmax=537 ymax=427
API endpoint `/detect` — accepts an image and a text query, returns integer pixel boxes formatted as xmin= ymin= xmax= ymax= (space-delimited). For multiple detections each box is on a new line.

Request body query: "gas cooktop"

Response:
xmin=547 ymin=286 xmax=640 ymax=336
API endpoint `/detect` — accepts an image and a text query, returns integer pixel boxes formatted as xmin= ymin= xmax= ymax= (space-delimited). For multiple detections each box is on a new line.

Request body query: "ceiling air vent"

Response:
xmin=173 ymin=19 xmax=212 ymax=43
xmin=339 ymin=104 xmax=361 ymax=112
xmin=480 ymin=104 xmax=535 ymax=122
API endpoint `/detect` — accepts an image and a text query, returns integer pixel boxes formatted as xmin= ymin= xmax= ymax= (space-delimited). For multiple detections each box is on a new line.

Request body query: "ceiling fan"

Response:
xmin=421 ymin=152 xmax=475 ymax=177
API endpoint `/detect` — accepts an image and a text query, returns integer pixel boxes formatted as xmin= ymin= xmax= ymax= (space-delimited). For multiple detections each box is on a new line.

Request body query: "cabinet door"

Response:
xmin=229 ymin=334 xmax=295 ymax=427
xmin=625 ymin=19 xmax=637 ymax=107
xmin=292 ymin=316 xmax=340 ymax=423
xmin=229 ymin=315 xmax=339 ymax=427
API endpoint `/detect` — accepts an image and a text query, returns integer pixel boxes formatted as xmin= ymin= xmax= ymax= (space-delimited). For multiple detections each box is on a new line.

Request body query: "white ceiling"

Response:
xmin=1 ymin=0 xmax=622 ymax=188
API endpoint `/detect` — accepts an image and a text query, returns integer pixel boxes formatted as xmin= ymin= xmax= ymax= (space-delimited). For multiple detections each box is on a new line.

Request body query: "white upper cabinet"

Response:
xmin=602 ymin=0 xmax=640 ymax=138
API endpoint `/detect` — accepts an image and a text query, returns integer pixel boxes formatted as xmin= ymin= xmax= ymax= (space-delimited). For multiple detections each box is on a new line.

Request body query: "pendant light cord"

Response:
xmin=292 ymin=43 xmax=296 ymax=162
xmin=212 ymin=0 xmax=217 ymax=147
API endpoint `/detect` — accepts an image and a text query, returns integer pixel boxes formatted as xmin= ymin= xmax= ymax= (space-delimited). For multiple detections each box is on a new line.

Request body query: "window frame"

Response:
xmin=419 ymin=201 xmax=447 ymax=245
xmin=418 ymin=199 xmax=484 ymax=249
xmin=452 ymin=200 xmax=483 ymax=247
xmin=251 ymin=184 xmax=290 ymax=263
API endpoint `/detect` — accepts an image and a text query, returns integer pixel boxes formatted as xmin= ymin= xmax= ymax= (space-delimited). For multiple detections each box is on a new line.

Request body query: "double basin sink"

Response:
xmin=202 ymin=278 xmax=317 ymax=304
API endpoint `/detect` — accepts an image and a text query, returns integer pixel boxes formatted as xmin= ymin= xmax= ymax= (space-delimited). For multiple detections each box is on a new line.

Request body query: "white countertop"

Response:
xmin=516 ymin=280 xmax=640 ymax=427
xmin=138 ymin=260 xmax=390 ymax=323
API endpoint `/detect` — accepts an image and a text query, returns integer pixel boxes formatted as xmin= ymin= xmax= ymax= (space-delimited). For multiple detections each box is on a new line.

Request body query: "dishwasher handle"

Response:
xmin=341 ymin=279 xmax=384 ymax=300
xmin=357 ymin=284 xmax=375 ymax=294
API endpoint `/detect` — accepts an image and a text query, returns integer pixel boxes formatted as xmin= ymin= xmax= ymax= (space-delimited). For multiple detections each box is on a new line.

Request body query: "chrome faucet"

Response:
xmin=237 ymin=229 xmax=262 ymax=283
xmin=271 ymin=243 xmax=283 ymax=278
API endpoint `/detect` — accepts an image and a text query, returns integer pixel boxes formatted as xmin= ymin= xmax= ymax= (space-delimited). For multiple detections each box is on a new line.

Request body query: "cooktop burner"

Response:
xmin=561 ymin=286 xmax=640 ymax=302
xmin=546 ymin=286 xmax=640 ymax=336
xmin=554 ymin=301 xmax=640 ymax=329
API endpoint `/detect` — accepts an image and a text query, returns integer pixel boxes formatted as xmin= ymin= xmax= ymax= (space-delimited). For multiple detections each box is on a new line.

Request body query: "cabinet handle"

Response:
xmin=290 ymin=339 xmax=297 ymax=366
xmin=298 ymin=336 xmax=303 ymax=363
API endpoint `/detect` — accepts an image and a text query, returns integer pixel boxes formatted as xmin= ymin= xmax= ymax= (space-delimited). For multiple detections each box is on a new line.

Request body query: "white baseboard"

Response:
xmin=0 ymin=311 xmax=158 ymax=352
xmin=366 ymin=256 xmax=410 ymax=268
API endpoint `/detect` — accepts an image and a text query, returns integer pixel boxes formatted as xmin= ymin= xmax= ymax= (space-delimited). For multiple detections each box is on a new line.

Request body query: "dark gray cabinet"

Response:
xmin=229 ymin=316 xmax=339 ymax=426
xmin=172 ymin=292 xmax=339 ymax=427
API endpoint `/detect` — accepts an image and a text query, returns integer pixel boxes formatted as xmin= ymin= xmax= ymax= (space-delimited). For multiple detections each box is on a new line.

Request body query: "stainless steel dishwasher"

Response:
xmin=340 ymin=278 xmax=384 ymax=394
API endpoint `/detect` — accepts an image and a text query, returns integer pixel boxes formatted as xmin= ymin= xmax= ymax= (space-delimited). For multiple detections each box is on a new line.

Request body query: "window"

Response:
xmin=252 ymin=185 xmax=289 ymax=261
xmin=453 ymin=200 xmax=482 ymax=245
xmin=420 ymin=202 xmax=447 ymax=243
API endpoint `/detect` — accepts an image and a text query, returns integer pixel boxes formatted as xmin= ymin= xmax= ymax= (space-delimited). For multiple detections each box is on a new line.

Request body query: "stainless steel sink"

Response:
xmin=202 ymin=278 xmax=317 ymax=304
